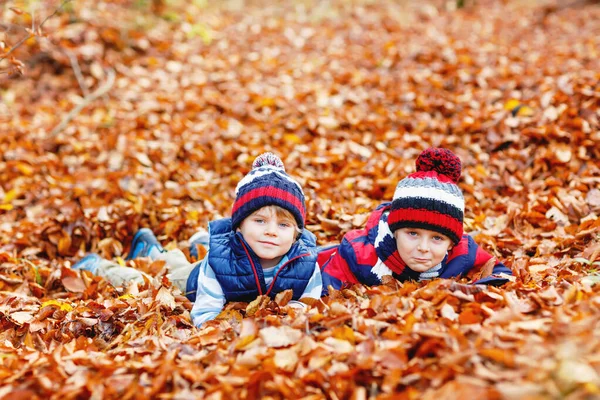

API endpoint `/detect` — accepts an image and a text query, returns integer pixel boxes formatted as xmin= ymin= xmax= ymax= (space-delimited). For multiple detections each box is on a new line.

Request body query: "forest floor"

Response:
xmin=1 ymin=0 xmax=600 ymax=398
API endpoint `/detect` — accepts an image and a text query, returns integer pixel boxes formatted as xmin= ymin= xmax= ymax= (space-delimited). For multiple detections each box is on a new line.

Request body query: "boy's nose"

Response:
xmin=417 ymin=239 xmax=429 ymax=252
xmin=264 ymin=221 xmax=278 ymax=235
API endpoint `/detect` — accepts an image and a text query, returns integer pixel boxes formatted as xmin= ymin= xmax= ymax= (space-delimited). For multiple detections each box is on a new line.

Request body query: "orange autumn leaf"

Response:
xmin=479 ymin=348 xmax=516 ymax=368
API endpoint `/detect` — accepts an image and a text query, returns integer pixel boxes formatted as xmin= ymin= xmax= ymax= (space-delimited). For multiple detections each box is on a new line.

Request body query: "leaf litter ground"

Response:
xmin=1 ymin=0 xmax=600 ymax=398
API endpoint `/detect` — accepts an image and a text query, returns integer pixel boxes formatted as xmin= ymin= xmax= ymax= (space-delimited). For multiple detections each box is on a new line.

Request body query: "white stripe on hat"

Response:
xmin=393 ymin=185 xmax=465 ymax=211
xmin=235 ymin=166 xmax=303 ymax=195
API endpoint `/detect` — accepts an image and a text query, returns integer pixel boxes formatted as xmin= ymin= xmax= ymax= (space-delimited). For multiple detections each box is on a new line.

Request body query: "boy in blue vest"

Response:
xmin=318 ymin=147 xmax=512 ymax=293
xmin=72 ymin=153 xmax=322 ymax=327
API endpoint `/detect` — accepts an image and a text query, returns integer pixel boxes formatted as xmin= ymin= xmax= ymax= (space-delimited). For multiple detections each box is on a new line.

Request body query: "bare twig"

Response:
xmin=34 ymin=0 xmax=73 ymax=33
xmin=31 ymin=3 xmax=36 ymax=31
xmin=63 ymin=47 xmax=89 ymax=96
xmin=0 ymin=32 xmax=34 ymax=62
xmin=50 ymin=67 xmax=116 ymax=136
xmin=0 ymin=0 xmax=73 ymax=62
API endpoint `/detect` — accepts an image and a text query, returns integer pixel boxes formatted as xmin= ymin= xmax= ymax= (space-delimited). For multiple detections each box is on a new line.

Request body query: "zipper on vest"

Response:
xmin=239 ymin=240 xmax=264 ymax=296
xmin=265 ymin=253 xmax=310 ymax=296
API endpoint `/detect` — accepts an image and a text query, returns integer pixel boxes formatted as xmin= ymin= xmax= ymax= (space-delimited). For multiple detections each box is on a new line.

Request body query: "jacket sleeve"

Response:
xmin=473 ymin=261 xmax=513 ymax=286
xmin=190 ymin=254 xmax=226 ymax=327
xmin=299 ymin=262 xmax=323 ymax=299
xmin=319 ymin=240 xmax=361 ymax=295
xmin=469 ymin=238 xmax=513 ymax=286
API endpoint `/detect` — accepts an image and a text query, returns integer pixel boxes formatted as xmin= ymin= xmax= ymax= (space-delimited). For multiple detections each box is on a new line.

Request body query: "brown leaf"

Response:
xmin=274 ymin=289 xmax=293 ymax=306
xmin=246 ymin=295 xmax=270 ymax=317
xmin=61 ymin=276 xmax=86 ymax=293
xmin=478 ymin=348 xmax=515 ymax=368
xmin=259 ymin=326 xmax=303 ymax=348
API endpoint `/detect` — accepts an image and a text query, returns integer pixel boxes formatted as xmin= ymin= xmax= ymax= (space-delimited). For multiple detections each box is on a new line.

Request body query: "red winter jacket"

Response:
xmin=319 ymin=203 xmax=512 ymax=293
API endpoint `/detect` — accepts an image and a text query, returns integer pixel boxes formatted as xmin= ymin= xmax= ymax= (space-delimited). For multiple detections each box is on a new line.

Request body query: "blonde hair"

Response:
xmin=250 ymin=205 xmax=302 ymax=236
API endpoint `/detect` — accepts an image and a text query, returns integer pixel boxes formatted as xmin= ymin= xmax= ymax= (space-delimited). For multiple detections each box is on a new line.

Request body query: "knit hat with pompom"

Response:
xmin=231 ymin=152 xmax=306 ymax=229
xmin=388 ymin=148 xmax=464 ymax=244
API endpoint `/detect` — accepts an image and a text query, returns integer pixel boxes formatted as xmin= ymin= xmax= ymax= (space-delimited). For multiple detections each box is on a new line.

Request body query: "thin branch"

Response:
xmin=0 ymin=33 xmax=34 ymax=61
xmin=50 ymin=67 xmax=116 ymax=136
xmin=0 ymin=0 xmax=73 ymax=62
xmin=63 ymin=46 xmax=89 ymax=96
xmin=35 ymin=0 xmax=73 ymax=33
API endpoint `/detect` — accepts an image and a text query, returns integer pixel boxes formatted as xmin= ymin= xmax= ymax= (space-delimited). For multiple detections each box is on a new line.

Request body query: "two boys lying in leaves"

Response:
xmin=72 ymin=149 xmax=512 ymax=327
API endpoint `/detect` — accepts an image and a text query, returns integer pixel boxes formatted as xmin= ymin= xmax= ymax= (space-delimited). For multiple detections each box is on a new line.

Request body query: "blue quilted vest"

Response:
xmin=207 ymin=218 xmax=317 ymax=303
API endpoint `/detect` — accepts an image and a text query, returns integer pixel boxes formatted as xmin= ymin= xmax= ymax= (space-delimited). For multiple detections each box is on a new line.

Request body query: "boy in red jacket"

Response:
xmin=320 ymin=148 xmax=512 ymax=293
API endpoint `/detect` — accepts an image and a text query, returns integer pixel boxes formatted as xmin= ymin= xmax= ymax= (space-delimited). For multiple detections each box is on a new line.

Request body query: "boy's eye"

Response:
xmin=279 ymin=223 xmax=291 ymax=228
xmin=254 ymin=218 xmax=265 ymax=224
xmin=407 ymin=231 xmax=418 ymax=236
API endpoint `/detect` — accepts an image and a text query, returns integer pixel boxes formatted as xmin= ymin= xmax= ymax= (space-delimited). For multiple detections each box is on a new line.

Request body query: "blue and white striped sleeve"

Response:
xmin=190 ymin=255 xmax=226 ymax=327
xmin=300 ymin=262 xmax=323 ymax=299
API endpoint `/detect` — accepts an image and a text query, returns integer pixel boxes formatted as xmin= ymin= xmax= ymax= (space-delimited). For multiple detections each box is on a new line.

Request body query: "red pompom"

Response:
xmin=415 ymin=148 xmax=462 ymax=183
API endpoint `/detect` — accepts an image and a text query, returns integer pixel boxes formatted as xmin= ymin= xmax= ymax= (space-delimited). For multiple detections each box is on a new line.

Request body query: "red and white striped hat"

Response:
xmin=388 ymin=148 xmax=464 ymax=244
xmin=231 ymin=153 xmax=306 ymax=229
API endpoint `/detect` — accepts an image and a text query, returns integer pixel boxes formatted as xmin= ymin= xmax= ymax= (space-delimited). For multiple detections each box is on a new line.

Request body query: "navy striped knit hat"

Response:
xmin=388 ymin=148 xmax=464 ymax=245
xmin=231 ymin=153 xmax=306 ymax=230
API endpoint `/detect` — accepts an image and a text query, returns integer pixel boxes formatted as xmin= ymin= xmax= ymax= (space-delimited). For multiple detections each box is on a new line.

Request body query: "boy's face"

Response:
xmin=394 ymin=228 xmax=452 ymax=273
xmin=237 ymin=208 xmax=297 ymax=269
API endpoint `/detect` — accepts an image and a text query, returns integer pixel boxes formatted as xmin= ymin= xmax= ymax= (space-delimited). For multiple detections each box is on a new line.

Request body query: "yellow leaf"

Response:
xmin=234 ymin=334 xmax=257 ymax=350
xmin=504 ymin=99 xmax=520 ymax=111
xmin=504 ymin=99 xmax=534 ymax=117
xmin=116 ymin=257 xmax=126 ymax=266
xmin=0 ymin=204 xmax=13 ymax=211
xmin=332 ymin=325 xmax=355 ymax=344
xmin=40 ymin=300 xmax=73 ymax=312
xmin=118 ymin=294 xmax=135 ymax=300
xmin=283 ymin=134 xmax=302 ymax=144
xmin=187 ymin=210 xmax=199 ymax=221
xmin=16 ymin=163 xmax=33 ymax=176
xmin=2 ymin=189 xmax=19 ymax=204
xmin=187 ymin=23 xmax=213 ymax=44
xmin=515 ymin=105 xmax=534 ymax=117
xmin=259 ymin=97 xmax=276 ymax=107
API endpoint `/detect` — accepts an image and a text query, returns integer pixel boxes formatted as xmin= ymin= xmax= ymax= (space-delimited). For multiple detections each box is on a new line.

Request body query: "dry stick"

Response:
xmin=64 ymin=48 xmax=89 ymax=97
xmin=0 ymin=0 xmax=73 ymax=62
xmin=50 ymin=67 xmax=116 ymax=136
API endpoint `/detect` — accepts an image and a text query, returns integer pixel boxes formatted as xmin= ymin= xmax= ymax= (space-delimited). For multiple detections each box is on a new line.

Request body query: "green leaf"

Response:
xmin=21 ymin=258 xmax=42 ymax=285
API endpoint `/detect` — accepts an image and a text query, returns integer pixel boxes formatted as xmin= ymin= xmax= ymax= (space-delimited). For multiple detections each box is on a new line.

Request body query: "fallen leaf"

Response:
xmin=259 ymin=326 xmax=303 ymax=348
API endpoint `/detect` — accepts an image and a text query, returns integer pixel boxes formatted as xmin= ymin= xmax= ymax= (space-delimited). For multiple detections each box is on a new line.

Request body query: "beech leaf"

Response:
xmin=259 ymin=326 xmax=303 ymax=348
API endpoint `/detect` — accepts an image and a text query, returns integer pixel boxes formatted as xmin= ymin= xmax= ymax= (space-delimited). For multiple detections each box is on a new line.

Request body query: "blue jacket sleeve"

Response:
xmin=189 ymin=254 xmax=226 ymax=327
xmin=299 ymin=262 xmax=323 ymax=299
xmin=474 ymin=261 xmax=512 ymax=286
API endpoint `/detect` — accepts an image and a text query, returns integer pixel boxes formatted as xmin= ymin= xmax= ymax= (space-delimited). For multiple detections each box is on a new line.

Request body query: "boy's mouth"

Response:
xmin=413 ymin=258 xmax=430 ymax=263
xmin=259 ymin=241 xmax=278 ymax=247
